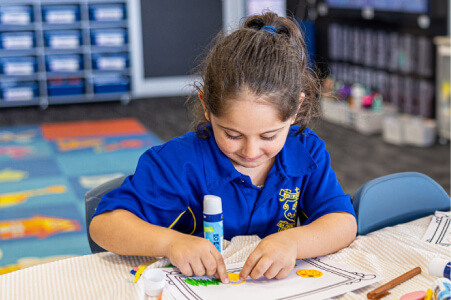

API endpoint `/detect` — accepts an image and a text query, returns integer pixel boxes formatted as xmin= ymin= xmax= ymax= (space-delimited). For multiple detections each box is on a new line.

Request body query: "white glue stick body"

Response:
xmin=203 ymin=195 xmax=223 ymax=253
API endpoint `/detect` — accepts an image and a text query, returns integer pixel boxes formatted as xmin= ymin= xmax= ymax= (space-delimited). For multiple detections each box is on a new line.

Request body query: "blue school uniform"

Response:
xmin=93 ymin=125 xmax=356 ymax=240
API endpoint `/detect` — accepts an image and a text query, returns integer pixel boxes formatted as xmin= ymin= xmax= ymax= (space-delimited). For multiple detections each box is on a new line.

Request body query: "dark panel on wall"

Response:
xmin=140 ymin=0 xmax=223 ymax=78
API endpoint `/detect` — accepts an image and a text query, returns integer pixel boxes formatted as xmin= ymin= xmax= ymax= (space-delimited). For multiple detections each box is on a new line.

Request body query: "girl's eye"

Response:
xmin=225 ymin=132 xmax=241 ymax=140
xmin=262 ymin=135 xmax=276 ymax=141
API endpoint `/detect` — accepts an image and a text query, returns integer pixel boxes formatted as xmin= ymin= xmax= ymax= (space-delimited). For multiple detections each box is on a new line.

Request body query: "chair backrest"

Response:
xmin=85 ymin=175 xmax=127 ymax=253
xmin=353 ymin=172 xmax=450 ymax=235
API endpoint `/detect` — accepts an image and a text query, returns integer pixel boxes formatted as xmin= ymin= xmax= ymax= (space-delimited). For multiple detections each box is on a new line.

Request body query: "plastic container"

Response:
xmin=47 ymin=78 xmax=84 ymax=97
xmin=44 ymin=30 xmax=82 ymax=49
xmin=92 ymin=53 xmax=128 ymax=71
xmin=0 ymin=81 xmax=38 ymax=102
xmin=429 ymin=258 xmax=451 ymax=279
xmin=382 ymin=115 xmax=406 ymax=145
xmin=404 ymin=117 xmax=437 ymax=147
xmin=46 ymin=55 xmax=82 ymax=73
xmin=90 ymin=28 xmax=127 ymax=47
xmin=142 ymin=268 xmax=165 ymax=297
xmin=354 ymin=109 xmax=384 ymax=135
xmin=321 ymin=97 xmax=353 ymax=127
xmin=0 ymin=6 xmax=33 ymax=26
xmin=42 ymin=5 xmax=80 ymax=24
xmin=433 ymin=278 xmax=451 ymax=300
xmin=203 ymin=195 xmax=223 ymax=253
xmin=92 ymin=75 xmax=129 ymax=94
xmin=0 ymin=56 xmax=36 ymax=76
xmin=0 ymin=32 xmax=34 ymax=50
xmin=89 ymin=4 xmax=125 ymax=22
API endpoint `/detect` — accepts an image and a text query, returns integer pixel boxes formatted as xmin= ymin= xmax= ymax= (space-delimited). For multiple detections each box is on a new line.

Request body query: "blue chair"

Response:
xmin=85 ymin=175 xmax=127 ymax=253
xmin=352 ymin=172 xmax=450 ymax=235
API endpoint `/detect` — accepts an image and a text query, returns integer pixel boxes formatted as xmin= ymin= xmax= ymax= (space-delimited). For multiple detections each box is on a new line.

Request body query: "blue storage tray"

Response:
xmin=48 ymin=78 xmax=85 ymax=97
xmin=0 ymin=32 xmax=34 ymax=50
xmin=92 ymin=53 xmax=128 ymax=70
xmin=0 ymin=56 xmax=37 ymax=76
xmin=46 ymin=55 xmax=83 ymax=73
xmin=44 ymin=30 xmax=82 ymax=49
xmin=93 ymin=75 xmax=129 ymax=94
xmin=0 ymin=6 xmax=33 ymax=26
xmin=42 ymin=5 xmax=80 ymax=24
xmin=0 ymin=81 xmax=38 ymax=102
xmin=91 ymin=28 xmax=127 ymax=47
xmin=89 ymin=4 xmax=125 ymax=22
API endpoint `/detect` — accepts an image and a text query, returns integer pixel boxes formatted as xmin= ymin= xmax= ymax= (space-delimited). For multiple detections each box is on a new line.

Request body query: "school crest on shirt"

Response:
xmin=276 ymin=187 xmax=300 ymax=232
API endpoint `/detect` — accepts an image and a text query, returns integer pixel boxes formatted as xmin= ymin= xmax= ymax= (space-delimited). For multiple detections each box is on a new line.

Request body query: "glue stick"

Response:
xmin=203 ymin=195 xmax=223 ymax=253
xmin=429 ymin=258 xmax=451 ymax=280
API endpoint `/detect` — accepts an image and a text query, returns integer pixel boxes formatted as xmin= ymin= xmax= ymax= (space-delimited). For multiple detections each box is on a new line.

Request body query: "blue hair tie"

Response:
xmin=261 ymin=26 xmax=277 ymax=36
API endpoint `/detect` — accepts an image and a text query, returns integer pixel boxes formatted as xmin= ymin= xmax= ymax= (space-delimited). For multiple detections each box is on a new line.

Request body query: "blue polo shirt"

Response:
xmin=93 ymin=125 xmax=356 ymax=240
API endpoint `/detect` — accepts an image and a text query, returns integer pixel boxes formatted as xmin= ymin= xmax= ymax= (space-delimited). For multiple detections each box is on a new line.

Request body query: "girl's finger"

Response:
xmin=210 ymin=248 xmax=229 ymax=284
xmin=263 ymin=263 xmax=282 ymax=280
xmin=201 ymin=252 xmax=217 ymax=276
xmin=190 ymin=259 xmax=207 ymax=277
xmin=249 ymin=257 xmax=272 ymax=280
xmin=178 ymin=262 xmax=193 ymax=277
xmin=275 ymin=266 xmax=293 ymax=280
xmin=239 ymin=251 xmax=261 ymax=280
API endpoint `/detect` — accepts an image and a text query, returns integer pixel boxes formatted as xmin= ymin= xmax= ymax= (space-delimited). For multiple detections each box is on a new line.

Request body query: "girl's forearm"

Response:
xmin=286 ymin=212 xmax=357 ymax=259
xmin=89 ymin=209 xmax=180 ymax=257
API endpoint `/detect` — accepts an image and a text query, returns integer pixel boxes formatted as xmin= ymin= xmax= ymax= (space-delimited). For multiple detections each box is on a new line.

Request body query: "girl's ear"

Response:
xmin=198 ymin=90 xmax=210 ymax=121
xmin=291 ymin=92 xmax=305 ymax=124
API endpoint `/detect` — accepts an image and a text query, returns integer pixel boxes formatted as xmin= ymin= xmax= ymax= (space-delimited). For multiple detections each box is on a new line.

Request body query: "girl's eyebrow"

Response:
xmin=217 ymin=125 xmax=285 ymax=134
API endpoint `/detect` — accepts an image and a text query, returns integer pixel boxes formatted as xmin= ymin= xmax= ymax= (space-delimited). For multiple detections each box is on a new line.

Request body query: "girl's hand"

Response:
xmin=165 ymin=233 xmax=229 ymax=284
xmin=239 ymin=231 xmax=297 ymax=280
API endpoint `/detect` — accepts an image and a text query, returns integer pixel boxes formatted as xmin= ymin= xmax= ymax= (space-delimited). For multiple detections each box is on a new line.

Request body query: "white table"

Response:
xmin=1 ymin=215 xmax=448 ymax=299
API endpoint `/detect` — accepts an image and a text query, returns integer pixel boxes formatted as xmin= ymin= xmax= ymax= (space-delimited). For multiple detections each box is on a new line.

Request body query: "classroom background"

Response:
xmin=0 ymin=0 xmax=449 ymax=275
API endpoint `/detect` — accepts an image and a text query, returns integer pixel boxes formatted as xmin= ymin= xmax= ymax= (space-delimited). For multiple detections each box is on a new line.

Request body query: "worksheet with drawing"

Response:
xmin=162 ymin=258 xmax=379 ymax=300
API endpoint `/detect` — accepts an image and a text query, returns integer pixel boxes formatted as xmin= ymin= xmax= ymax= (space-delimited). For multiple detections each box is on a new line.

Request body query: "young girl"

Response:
xmin=90 ymin=12 xmax=357 ymax=284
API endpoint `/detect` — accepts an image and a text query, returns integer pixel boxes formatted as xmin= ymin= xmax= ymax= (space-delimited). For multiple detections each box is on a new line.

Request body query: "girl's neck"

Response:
xmin=233 ymin=156 xmax=275 ymax=187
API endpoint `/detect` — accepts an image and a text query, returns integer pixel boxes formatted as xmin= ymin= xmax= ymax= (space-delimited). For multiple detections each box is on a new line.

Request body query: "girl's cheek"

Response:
xmin=218 ymin=140 xmax=238 ymax=154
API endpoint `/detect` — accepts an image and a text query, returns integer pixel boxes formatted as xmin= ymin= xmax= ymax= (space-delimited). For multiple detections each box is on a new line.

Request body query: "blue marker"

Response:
xmin=203 ymin=195 xmax=223 ymax=253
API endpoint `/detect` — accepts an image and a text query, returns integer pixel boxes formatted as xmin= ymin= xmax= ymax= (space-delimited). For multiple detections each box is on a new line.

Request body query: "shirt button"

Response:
xmin=240 ymin=179 xmax=245 ymax=183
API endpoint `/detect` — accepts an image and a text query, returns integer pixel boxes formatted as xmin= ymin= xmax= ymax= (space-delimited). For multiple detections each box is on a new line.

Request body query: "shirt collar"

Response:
xmin=199 ymin=125 xmax=317 ymax=190
xmin=198 ymin=125 xmax=242 ymax=191
xmin=279 ymin=126 xmax=318 ymax=177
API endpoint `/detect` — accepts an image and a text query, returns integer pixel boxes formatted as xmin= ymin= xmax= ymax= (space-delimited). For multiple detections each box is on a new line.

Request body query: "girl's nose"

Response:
xmin=242 ymin=140 xmax=260 ymax=159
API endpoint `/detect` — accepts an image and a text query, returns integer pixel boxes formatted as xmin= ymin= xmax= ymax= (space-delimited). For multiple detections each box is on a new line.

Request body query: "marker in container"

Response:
xmin=203 ymin=195 xmax=223 ymax=253
xmin=433 ymin=278 xmax=451 ymax=300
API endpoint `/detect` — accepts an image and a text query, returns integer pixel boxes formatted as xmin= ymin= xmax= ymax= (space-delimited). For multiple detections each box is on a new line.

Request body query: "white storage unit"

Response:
xmin=434 ymin=36 xmax=451 ymax=141
xmin=0 ymin=0 xmax=131 ymax=108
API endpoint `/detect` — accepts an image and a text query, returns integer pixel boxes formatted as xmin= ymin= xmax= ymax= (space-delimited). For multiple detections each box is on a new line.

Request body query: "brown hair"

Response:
xmin=187 ymin=12 xmax=321 ymax=137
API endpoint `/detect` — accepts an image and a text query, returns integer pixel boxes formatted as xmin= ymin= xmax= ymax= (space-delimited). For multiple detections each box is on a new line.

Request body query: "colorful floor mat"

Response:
xmin=0 ymin=118 xmax=163 ymax=274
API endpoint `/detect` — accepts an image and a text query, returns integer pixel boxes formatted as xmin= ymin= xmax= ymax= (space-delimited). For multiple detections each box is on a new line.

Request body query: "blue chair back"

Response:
xmin=85 ymin=175 xmax=127 ymax=253
xmin=353 ymin=172 xmax=450 ymax=235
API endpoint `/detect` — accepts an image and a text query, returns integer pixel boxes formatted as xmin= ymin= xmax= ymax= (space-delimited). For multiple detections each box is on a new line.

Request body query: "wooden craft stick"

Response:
xmin=367 ymin=267 xmax=422 ymax=299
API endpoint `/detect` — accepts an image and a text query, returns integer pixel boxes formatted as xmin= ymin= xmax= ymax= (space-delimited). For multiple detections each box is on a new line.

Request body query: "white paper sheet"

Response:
xmin=422 ymin=211 xmax=451 ymax=246
xmin=161 ymin=258 xmax=378 ymax=300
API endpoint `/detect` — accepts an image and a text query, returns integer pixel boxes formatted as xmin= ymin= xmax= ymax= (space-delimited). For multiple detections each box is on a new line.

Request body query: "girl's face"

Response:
xmin=209 ymin=91 xmax=295 ymax=171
